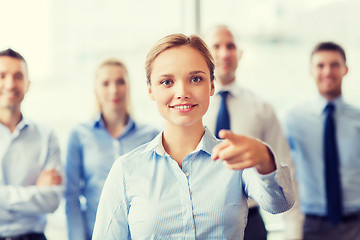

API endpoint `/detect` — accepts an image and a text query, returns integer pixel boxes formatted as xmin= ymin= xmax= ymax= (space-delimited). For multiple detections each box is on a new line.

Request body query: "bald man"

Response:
xmin=204 ymin=25 xmax=299 ymax=240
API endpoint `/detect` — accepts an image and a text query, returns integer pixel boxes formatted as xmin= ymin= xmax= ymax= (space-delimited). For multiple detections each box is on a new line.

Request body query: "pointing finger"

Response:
xmin=218 ymin=130 xmax=243 ymax=143
xmin=211 ymin=140 xmax=231 ymax=161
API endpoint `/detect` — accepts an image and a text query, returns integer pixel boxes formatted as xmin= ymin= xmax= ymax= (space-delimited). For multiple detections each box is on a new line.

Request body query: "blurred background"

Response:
xmin=1 ymin=0 xmax=359 ymax=239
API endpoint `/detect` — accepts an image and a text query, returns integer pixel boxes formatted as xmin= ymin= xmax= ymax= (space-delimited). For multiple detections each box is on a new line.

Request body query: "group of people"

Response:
xmin=0 ymin=25 xmax=359 ymax=240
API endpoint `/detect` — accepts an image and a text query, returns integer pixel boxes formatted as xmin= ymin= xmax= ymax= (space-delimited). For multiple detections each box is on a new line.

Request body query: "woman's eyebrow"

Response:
xmin=157 ymin=73 xmax=174 ymax=78
xmin=188 ymin=70 xmax=206 ymax=75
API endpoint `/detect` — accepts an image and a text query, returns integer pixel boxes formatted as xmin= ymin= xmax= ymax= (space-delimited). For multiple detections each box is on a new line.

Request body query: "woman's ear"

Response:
xmin=210 ymin=80 xmax=215 ymax=96
xmin=147 ymin=81 xmax=155 ymax=101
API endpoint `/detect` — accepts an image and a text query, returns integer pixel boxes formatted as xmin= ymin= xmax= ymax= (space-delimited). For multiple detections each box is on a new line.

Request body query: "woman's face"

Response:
xmin=95 ymin=65 xmax=128 ymax=113
xmin=148 ymin=45 xmax=214 ymax=128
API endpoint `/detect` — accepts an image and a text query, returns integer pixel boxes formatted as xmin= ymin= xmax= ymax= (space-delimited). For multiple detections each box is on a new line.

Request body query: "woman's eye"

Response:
xmin=102 ymin=81 xmax=109 ymax=87
xmin=191 ymin=76 xmax=202 ymax=83
xmin=161 ymin=80 xmax=172 ymax=86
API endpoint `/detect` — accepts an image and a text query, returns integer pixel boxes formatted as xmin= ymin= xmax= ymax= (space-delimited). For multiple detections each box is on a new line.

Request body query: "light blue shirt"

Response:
xmin=282 ymin=95 xmax=360 ymax=216
xmin=0 ymin=118 xmax=63 ymax=237
xmin=65 ymin=115 xmax=159 ymax=240
xmin=92 ymin=127 xmax=294 ymax=240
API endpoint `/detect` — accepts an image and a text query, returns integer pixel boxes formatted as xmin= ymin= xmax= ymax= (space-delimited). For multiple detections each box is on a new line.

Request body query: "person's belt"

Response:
xmin=248 ymin=206 xmax=260 ymax=217
xmin=0 ymin=233 xmax=45 ymax=240
xmin=306 ymin=211 xmax=360 ymax=223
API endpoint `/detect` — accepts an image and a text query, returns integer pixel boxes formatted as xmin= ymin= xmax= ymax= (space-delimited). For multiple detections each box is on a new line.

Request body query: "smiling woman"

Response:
xmin=92 ymin=33 xmax=294 ymax=240
xmin=147 ymin=45 xmax=214 ymax=135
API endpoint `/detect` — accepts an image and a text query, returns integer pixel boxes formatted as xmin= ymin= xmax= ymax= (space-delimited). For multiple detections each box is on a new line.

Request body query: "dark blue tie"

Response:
xmin=324 ymin=102 xmax=342 ymax=225
xmin=215 ymin=91 xmax=230 ymax=138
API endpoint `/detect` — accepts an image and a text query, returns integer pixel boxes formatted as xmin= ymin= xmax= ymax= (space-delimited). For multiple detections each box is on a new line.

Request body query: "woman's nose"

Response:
xmin=175 ymin=82 xmax=190 ymax=99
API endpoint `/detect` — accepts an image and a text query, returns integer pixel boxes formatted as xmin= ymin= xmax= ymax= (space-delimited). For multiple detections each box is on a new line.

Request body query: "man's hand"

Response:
xmin=36 ymin=168 xmax=62 ymax=186
xmin=211 ymin=130 xmax=276 ymax=174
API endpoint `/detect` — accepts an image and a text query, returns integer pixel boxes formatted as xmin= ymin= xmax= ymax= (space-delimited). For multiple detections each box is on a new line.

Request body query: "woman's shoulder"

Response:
xmin=68 ymin=118 xmax=99 ymax=133
xmin=135 ymin=122 xmax=160 ymax=132
xmin=132 ymin=122 xmax=160 ymax=137
xmin=113 ymin=138 xmax=158 ymax=174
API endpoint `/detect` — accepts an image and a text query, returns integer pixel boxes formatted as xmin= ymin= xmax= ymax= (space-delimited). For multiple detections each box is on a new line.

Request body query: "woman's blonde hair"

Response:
xmin=95 ymin=58 xmax=132 ymax=116
xmin=145 ymin=33 xmax=215 ymax=84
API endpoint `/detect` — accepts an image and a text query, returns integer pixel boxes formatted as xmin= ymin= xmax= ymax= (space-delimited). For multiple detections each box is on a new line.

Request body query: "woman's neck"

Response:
xmin=162 ymin=121 xmax=205 ymax=168
xmin=102 ymin=109 xmax=128 ymax=138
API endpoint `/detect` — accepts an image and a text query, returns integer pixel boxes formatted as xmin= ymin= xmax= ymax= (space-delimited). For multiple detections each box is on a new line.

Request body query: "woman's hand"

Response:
xmin=211 ymin=130 xmax=276 ymax=174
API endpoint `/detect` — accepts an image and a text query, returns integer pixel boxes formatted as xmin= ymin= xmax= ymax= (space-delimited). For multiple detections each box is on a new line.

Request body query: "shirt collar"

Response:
xmin=214 ymin=81 xmax=241 ymax=98
xmin=92 ymin=113 xmax=136 ymax=138
xmin=199 ymin=126 xmax=219 ymax=154
xmin=147 ymin=126 xmax=219 ymax=157
xmin=0 ymin=115 xmax=30 ymax=135
xmin=93 ymin=113 xmax=103 ymax=128
xmin=315 ymin=94 xmax=345 ymax=115
xmin=16 ymin=115 xmax=30 ymax=131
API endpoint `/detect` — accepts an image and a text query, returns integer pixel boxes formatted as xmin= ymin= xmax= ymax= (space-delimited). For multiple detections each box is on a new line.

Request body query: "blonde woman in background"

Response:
xmin=65 ymin=58 xmax=159 ymax=240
